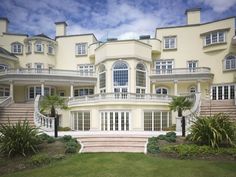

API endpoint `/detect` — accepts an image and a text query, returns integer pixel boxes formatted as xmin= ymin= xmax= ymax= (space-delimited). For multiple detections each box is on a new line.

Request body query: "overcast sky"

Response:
xmin=0 ymin=0 xmax=235 ymax=41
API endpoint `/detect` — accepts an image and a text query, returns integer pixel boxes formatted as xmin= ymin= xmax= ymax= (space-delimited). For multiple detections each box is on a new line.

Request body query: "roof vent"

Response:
xmin=107 ymin=38 xmax=118 ymax=41
xmin=139 ymin=35 xmax=150 ymax=40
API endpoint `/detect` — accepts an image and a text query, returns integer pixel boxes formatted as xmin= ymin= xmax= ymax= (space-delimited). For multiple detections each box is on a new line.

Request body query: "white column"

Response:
xmin=174 ymin=80 xmax=178 ymax=96
xmin=10 ymin=81 xmax=14 ymax=98
xmin=70 ymin=84 xmax=74 ymax=98
xmin=197 ymin=81 xmax=201 ymax=93
xmin=152 ymin=83 xmax=156 ymax=94
xmin=41 ymin=82 xmax=45 ymax=96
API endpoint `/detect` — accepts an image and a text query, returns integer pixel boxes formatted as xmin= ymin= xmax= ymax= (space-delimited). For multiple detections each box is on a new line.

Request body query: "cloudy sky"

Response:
xmin=0 ymin=0 xmax=235 ymax=41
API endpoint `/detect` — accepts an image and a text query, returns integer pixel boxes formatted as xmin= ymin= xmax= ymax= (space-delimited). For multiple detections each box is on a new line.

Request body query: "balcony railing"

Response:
xmin=0 ymin=68 xmax=96 ymax=77
xmin=68 ymin=92 xmax=172 ymax=106
xmin=150 ymin=67 xmax=211 ymax=75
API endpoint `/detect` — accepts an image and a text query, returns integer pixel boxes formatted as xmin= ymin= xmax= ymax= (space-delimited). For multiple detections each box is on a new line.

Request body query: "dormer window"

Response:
xmin=204 ymin=31 xmax=226 ymax=46
xmin=35 ymin=42 xmax=44 ymax=53
xmin=48 ymin=45 xmax=54 ymax=55
xmin=163 ymin=36 xmax=176 ymax=49
xmin=11 ymin=42 xmax=23 ymax=54
xmin=75 ymin=43 xmax=87 ymax=55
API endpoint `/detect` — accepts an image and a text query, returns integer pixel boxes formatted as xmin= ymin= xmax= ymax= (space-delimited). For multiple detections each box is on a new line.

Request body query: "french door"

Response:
xmin=211 ymin=85 xmax=235 ymax=100
xmin=114 ymin=87 xmax=128 ymax=99
xmin=100 ymin=111 xmax=130 ymax=131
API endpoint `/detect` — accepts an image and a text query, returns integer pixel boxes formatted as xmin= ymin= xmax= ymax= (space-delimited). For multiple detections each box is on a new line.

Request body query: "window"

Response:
xmin=34 ymin=63 xmax=43 ymax=73
xmin=211 ymin=85 xmax=235 ymax=100
xmin=28 ymin=86 xmax=55 ymax=99
xmin=204 ymin=31 xmax=226 ymax=46
xmin=48 ymin=45 xmax=54 ymax=55
xmin=136 ymin=63 xmax=146 ymax=96
xmin=74 ymin=88 xmax=94 ymax=97
xmin=224 ymin=55 xmax=236 ymax=70
xmin=35 ymin=42 xmax=44 ymax=53
xmin=72 ymin=111 xmax=90 ymax=131
xmin=77 ymin=64 xmax=94 ymax=76
xmin=0 ymin=64 xmax=8 ymax=70
xmin=0 ymin=86 xmax=10 ymax=97
xmin=75 ymin=43 xmax=87 ymax=55
xmin=189 ymin=86 xmax=196 ymax=93
xmin=11 ymin=42 xmax=23 ymax=54
xmin=156 ymin=87 xmax=168 ymax=95
xmin=156 ymin=60 xmax=173 ymax=74
xmin=188 ymin=60 xmax=198 ymax=72
xmin=113 ymin=61 xmax=128 ymax=87
xmin=99 ymin=64 xmax=106 ymax=93
xmin=164 ymin=36 xmax=176 ymax=49
xmin=144 ymin=111 xmax=171 ymax=131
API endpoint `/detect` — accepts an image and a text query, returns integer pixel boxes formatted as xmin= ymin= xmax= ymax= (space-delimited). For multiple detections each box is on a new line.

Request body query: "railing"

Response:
xmin=68 ymin=92 xmax=172 ymax=106
xmin=0 ymin=68 xmax=96 ymax=77
xmin=150 ymin=67 xmax=211 ymax=75
xmin=0 ymin=96 xmax=12 ymax=107
xmin=34 ymin=95 xmax=55 ymax=132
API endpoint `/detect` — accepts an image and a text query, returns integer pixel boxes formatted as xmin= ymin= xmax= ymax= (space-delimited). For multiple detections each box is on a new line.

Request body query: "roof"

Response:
xmin=0 ymin=47 xmax=17 ymax=59
xmin=0 ymin=17 xmax=9 ymax=23
xmin=34 ymin=33 xmax=52 ymax=39
xmin=55 ymin=21 xmax=68 ymax=26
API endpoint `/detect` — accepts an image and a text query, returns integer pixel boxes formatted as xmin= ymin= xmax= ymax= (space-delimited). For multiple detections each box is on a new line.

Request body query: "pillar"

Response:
xmin=41 ymin=82 xmax=45 ymax=96
xmin=174 ymin=80 xmax=178 ymax=96
xmin=152 ymin=83 xmax=156 ymax=94
xmin=10 ymin=81 xmax=13 ymax=98
xmin=197 ymin=80 xmax=201 ymax=93
xmin=70 ymin=84 xmax=74 ymax=97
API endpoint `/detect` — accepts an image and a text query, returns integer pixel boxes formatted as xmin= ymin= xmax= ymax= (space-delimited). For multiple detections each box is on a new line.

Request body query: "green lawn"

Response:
xmin=2 ymin=153 xmax=236 ymax=177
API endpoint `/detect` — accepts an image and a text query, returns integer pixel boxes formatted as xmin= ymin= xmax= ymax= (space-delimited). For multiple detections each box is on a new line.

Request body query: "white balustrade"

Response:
xmin=151 ymin=67 xmax=211 ymax=75
xmin=34 ymin=95 xmax=55 ymax=132
xmin=0 ymin=96 xmax=12 ymax=107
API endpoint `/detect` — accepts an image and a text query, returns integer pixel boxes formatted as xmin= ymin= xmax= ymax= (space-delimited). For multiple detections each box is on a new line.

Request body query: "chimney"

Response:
xmin=185 ymin=8 xmax=201 ymax=25
xmin=0 ymin=17 xmax=9 ymax=35
xmin=55 ymin=21 xmax=67 ymax=36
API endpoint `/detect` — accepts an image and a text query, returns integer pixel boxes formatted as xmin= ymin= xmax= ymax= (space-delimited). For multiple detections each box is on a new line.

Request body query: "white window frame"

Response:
xmin=11 ymin=42 xmax=23 ymax=54
xmin=163 ymin=36 xmax=176 ymax=49
xmin=0 ymin=86 xmax=10 ymax=97
xmin=224 ymin=55 xmax=236 ymax=71
xmin=156 ymin=60 xmax=174 ymax=74
xmin=156 ymin=87 xmax=168 ymax=95
xmin=34 ymin=42 xmax=44 ymax=53
xmin=187 ymin=60 xmax=198 ymax=72
xmin=75 ymin=43 xmax=87 ymax=55
xmin=211 ymin=84 xmax=235 ymax=100
xmin=77 ymin=64 xmax=94 ymax=76
xmin=204 ymin=31 xmax=226 ymax=46
xmin=48 ymin=44 xmax=54 ymax=55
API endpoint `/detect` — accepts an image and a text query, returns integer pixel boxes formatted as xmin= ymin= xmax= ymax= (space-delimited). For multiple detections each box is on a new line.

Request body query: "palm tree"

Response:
xmin=40 ymin=95 xmax=68 ymax=137
xmin=169 ymin=96 xmax=193 ymax=136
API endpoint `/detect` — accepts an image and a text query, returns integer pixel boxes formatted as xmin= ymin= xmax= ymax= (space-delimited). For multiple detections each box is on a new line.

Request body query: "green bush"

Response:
xmin=0 ymin=120 xmax=40 ymax=157
xmin=47 ymin=136 xmax=56 ymax=144
xmin=157 ymin=132 xmax=176 ymax=142
xmin=65 ymin=139 xmax=79 ymax=154
xmin=162 ymin=144 xmax=236 ymax=159
xmin=28 ymin=154 xmax=51 ymax=166
xmin=58 ymin=127 xmax=71 ymax=131
xmin=60 ymin=135 xmax=73 ymax=142
xmin=189 ymin=113 xmax=236 ymax=148
xmin=38 ymin=133 xmax=51 ymax=141
xmin=147 ymin=137 xmax=160 ymax=154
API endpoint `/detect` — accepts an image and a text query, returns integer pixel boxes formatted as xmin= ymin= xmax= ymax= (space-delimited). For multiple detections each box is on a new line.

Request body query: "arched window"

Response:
xmin=99 ymin=64 xmax=106 ymax=93
xmin=156 ymin=87 xmax=168 ymax=95
xmin=136 ymin=63 xmax=146 ymax=94
xmin=11 ymin=42 xmax=23 ymax=54
xmin=113 ymin=61 xmax=129 ymax=95
xmin=34 ymin=41 xmax=44 ymax=53
xmin=225 ymin=55 xmax=236 ymax=70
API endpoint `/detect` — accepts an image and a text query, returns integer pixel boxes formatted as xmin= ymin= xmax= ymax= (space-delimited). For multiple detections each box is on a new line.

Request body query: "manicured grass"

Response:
xmin=2 ymin=153 xmax=236 ymax=177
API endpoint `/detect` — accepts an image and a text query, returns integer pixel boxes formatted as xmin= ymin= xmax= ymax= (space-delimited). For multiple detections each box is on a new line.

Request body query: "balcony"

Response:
xmin=68 ymin=92 xmax=172 ymax=107
xmin=88 ymin=42 xmax=101 ymax=59
xmin=150 ymin=67 xmax=214 ymax=81
xmin=95 ymin=40 xmax=152 ymax=64
xmin=0 ymin=68 xmax=97 ymax=84
xmin=139 ymin=38 xmax=161 ymax=53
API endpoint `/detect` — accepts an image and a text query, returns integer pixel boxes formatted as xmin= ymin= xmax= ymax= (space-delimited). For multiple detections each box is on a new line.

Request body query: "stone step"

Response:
xmin=82 ymin=146 xmax=145 ymax=153
xmin=82 ymin=142 xmax=145 ymax=147
xmin=78 ymin=137 xmax=147 ymax=142
xmin=201 ymin=100 xmax=235 ymax=106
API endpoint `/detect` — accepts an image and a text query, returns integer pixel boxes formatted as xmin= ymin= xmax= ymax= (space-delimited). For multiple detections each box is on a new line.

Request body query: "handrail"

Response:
xmin=0 ymin=96 xmax=12 ymax=107
xmin=150 ymin=67 xmax=211 ymax=75
xmin=0 ymin=68 xmax=97 ymax=77
xmin=34 ymin=95 xmax=55 ymax=132
xmin=68 ymin=92 xmax=172 ymax=106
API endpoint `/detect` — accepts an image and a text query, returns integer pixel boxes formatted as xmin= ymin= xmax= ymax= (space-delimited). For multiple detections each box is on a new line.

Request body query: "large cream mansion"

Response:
xmin=0 ymin=8 xmax=235 ymax=132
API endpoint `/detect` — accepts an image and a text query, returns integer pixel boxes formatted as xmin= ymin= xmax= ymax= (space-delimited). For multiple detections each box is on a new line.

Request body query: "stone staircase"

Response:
xmin=77 ymin=135 xmax=148 ymax=153
xmin=200 ymin=99 xmax=236 ymax=120
xmin=0 ymin=103 xmax=35 ymax=126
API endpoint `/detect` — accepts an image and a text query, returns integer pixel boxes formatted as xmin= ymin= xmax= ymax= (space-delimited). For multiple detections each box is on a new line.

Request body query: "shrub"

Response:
xmin=65 ymin=140 xmax=79 ymax=154
xmin=157 ymin=132 xmax=176 ymax=142
xmin=58 ymin=127 xmax=71 ymax=131
xmin=60 ymin=135 xmax=73 ymax=142
xmin=47 ymin=136 xmax=56 ymax=144
xmin=189 ymin=113 xmax=236 ymax=148
xmin=38 ymin=133 xmax=51 ymax=141
xmin=0 ymin=120 xmax=40 ymax=157
xmin=28 ymin=154 xmax=51 ymax=167
xmin=147 ymin=137 xmax=160 ymax=154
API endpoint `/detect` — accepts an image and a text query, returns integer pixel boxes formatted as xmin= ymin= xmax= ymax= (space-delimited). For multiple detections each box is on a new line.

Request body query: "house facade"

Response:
xmin=0 ymin=8 xmax=235 ymax=132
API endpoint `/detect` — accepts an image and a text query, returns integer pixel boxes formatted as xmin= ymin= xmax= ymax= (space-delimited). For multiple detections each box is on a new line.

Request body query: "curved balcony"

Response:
xmin=0 ymin=68 xmax=97 ymax=84
xmin=150 ymin=67 xmax=214 ymax=81
xmin=68 ymin=92 xmax=172 ymax=107
xmin=95 ymin=40 xmax=152 ymax=64
xmin=88 ymin=42 xmax=101 ymax=59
